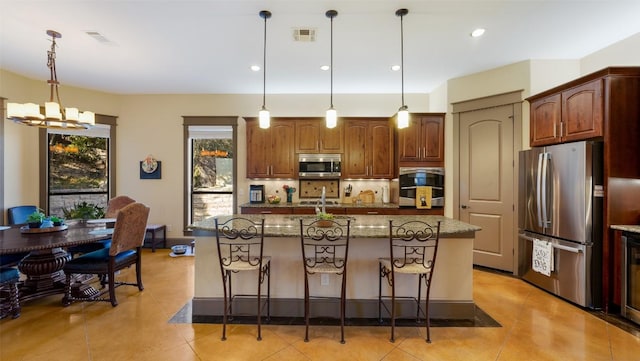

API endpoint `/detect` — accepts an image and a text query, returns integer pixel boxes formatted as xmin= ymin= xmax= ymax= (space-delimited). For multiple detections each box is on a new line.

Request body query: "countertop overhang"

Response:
xmin=190 ymin=214 xmax=480 ymax=238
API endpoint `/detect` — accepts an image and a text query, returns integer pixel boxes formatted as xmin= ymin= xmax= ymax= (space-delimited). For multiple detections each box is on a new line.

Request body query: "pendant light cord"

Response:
xmin=330 ymin=14 xmax=334 ymax=108
xmin=262 ymin=14 xmax=267 ymax=108
xmin=400 ymin=12 xmax=405 ymax=108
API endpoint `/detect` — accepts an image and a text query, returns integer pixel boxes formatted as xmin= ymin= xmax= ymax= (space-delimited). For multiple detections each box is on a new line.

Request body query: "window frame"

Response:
xmin=183 ymin=116 xmax=238 ymax=235
xmin=39 ymin=115 xmax=117 ymax=214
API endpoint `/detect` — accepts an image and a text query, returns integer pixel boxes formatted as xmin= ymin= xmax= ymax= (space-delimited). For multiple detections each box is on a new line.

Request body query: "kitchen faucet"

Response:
xmin=316 ymin=186 xmax=327 ymax=215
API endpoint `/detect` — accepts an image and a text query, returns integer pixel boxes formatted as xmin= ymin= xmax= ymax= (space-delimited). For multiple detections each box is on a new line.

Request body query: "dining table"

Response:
xmin=0 ymin=220 xmax=113 ymax=302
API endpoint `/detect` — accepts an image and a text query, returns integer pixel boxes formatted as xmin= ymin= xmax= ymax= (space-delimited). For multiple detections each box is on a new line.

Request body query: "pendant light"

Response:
xmin=396 ymin=8 xmax=409 ymax=129
xmin=7 ymin=30 xmax=95 ymax=129
xmin=258 ymin=10 xmax=272 ymax=129
xmin=325 ymin=10 xmax=338 ymax=129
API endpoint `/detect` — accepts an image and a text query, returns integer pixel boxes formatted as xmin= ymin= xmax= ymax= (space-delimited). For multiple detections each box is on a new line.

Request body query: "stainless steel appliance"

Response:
xmin=622 ymin=233 xmax=640 ymax=324
xmin=249 ymin=184 xmax=265 ymax=203
xmin=298 ymin=154 xmax=341 ymax=178
xmin=518 ymin=141 xmax=603 ymax=308
xmin=398 ymin=167 xmax=444 ymax=207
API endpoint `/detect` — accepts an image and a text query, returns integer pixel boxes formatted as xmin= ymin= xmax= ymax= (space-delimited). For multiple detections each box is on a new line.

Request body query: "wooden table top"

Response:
xmin=0 ymin=222 xmax=111 ymax=255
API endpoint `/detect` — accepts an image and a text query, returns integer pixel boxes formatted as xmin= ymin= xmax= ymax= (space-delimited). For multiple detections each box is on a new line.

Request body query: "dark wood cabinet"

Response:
xmin=246 ymin=118 xmax=296 ymax=178
xmin=240 ymin=205 xmax=444 ymax=216
xmin=397 ymin=113 xmax=445 ymax=167
xmin=295 ymin=118 xmax=344 ymax=153
xmin=527 ymin=67 xmax=640 ymax=312
xmin=343 ymin=118 xmax=394 ymax=179
xmin=530 ymin=79 xmax=603 ymax=146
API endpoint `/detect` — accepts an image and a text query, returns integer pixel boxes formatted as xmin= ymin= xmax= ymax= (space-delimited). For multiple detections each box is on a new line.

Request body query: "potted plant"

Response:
xmin=26 ymin=211 xmax=45 ymax=229
xmin=50 ymin=216 xmax=64 ymax=227
xmin=62 ymin=201 xmax=105 ymax=221
xmin=316 ymin=212 xmax=334 ymax=227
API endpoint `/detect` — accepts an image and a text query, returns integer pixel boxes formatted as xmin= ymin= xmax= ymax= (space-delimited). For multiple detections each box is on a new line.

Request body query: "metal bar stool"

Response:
xmin=215 ymin=217 xmax=270 ymax=341
xmin=378 ymin=220 xmax=441 ymax=343
xmin=299 ymin=217 xmax=352 ymax=343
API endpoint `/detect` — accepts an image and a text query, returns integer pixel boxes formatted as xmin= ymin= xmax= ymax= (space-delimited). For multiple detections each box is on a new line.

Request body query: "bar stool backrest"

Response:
xmin=214 ymin=217 xmax=265 ymax=270
xmin=300 ymin=218 xmax=351 ymax=274
xmin=388 ymin=220 xmax=441 ymax=274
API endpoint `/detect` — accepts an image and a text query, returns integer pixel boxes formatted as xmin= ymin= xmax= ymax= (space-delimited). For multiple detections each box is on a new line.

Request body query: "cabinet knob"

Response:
xmin=461 ymin=205 xmax=469 ymax=209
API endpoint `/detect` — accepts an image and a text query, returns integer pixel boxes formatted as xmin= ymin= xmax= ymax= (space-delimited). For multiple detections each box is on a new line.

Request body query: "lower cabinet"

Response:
xmin=241 ymin=206 xmax=444 ymax=216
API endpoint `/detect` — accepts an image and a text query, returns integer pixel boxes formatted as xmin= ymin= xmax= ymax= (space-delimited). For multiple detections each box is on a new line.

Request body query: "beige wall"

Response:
xmin=3 ymin=31 xmax=639 ymax=232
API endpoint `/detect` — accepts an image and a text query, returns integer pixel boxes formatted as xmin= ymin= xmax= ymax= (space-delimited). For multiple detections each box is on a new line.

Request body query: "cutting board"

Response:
xmin=358 ymin=190 xmax=375 ymax=203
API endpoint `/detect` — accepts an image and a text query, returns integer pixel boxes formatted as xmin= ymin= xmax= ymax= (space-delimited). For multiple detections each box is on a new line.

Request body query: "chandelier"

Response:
xmin=7 ymin=30 xmax=95 ymax=130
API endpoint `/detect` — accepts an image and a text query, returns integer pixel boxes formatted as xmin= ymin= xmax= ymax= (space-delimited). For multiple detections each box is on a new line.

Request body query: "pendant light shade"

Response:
xmin=258 ymin=10 xmax=272 ymax=129
xmin=325 ymin=10 xmax=338 ymax=129
xmin=396 ymin=8 xmax=410 ymax=129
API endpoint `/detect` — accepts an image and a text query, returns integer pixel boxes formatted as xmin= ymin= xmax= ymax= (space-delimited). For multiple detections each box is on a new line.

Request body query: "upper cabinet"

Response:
xmin=246 ymin=118 xmax=296 ymax=178
xmin=397 ymin=113 xmax=445 ymax=167
xmin=529 ymin=78 xmax=603 ymax=147
xmin=343 ymin=118 xmax=394 ymax=179
xmin=295 ymin=118 xmax=344 ymax=153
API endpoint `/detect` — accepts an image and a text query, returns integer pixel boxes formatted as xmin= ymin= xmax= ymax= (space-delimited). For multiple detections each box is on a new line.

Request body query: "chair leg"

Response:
xmin=340 ymin=273 xmax=346 ymax=344
xmin=266 ymin=261 xmax=271 ymax=321
xmin=304 ymin=274 xmax=310 ymax=342
xmin=109 ymin=271 xmax=118 ymax=307
xmin=257 ymin=266 xmax=262 ymax=341
xmin=62 ymin=273 xmax=73 ymax=307
xmin=425 ymin=280 xmax=432 ymax=343
xmin=390 ymin=272 xmax=396 ymax=343
xmin=136 ymin=250 xmax=144 ymax=291
xmin=221 ymin=270 xmax=229 ymax=341
xmin=378 ymin=263 xmax=382 ymax=323
xmin=9 ymin=281 xmax=21 ymax=319
xmin=417 ymin=274 xmax=423 ymax=322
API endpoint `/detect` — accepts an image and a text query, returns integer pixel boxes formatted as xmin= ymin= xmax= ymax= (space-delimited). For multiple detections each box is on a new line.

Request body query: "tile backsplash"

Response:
xmin=251 ymin=179 xmax=397 ymax=203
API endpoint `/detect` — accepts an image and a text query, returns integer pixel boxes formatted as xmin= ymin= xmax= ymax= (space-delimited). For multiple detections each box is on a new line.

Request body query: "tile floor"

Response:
xmin=1 ymin=249 xmax=640 ymax=361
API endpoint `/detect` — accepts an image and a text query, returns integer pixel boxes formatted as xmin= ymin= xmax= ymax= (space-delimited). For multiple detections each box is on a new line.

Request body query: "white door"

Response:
xmin=459 ymin=105 xmax=515 ymax=272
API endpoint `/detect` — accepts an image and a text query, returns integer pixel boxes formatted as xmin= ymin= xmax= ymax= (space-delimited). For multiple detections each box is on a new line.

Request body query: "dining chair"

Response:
xmin=0 ymin=267 xmax=21 ymax=319
xmin=62 ymin=202 xmax=150 ymax=307
xmin=68 ymin=196 xmax=136 ymax=256
xmin=1 ymin=205 xmax=38 ymax=267
xmin=299 ymin=217 xmax=352 ymax=344
xmin=378 ymin=220 xmax=441 ymax=343
xmin=215 ymin=217 xmax=270 ymax=341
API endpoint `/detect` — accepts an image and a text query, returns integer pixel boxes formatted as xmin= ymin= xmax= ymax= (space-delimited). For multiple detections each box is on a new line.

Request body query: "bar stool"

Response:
xmin=299 ymin=217 xmax=352 ymax=343
xmin=0 ymin=267 xmax=21 ymax=319
xmin=214 ymin=217 xmax=270 ymax=341
xmin=378 ymin=220 xmax=441 ymax=343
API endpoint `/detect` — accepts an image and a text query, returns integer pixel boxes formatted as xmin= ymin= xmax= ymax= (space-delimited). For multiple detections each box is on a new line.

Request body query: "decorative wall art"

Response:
xmin=140 ymin=154 xmax=161 ymax=179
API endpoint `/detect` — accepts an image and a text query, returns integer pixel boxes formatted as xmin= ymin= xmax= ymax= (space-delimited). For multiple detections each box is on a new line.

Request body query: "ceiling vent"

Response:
xmin=293 ymin=28 xmax=316 ymax=42
xmin=85 ymin=31 xmax=112 ymax=44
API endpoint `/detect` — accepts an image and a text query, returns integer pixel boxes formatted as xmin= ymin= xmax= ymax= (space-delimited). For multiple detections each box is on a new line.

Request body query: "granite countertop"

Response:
xmin=190 ymin=214 xmax=481 ymax=238
xmin=611 ymin=225 xmax=640 ymax=233
xmin=241 ymin=202 xmax=403 ymax=209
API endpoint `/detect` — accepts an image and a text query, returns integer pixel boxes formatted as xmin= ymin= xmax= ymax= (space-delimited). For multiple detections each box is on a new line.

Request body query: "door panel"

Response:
xmin=460 ymin=105 xmax=515 ymax=272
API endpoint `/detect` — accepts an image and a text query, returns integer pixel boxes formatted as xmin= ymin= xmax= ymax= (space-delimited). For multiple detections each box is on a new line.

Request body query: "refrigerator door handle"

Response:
xmin=552 ymin=243 xmax=582 ymax=254
xmin=541 ymin=152 xmax=549 ymax=228
xmin=536 ymin=153 xmax=544 ymax=228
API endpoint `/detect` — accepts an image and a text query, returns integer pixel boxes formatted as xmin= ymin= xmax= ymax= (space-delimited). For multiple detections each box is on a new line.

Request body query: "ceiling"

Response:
xmin=1 ymin=1 xmax=639 ymax=95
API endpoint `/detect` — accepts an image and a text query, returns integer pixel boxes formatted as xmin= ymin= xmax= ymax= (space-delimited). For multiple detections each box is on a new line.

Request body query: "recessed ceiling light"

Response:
xmin=320 ymin=65 xmax=330 ymax=71
xmin=391 ymin=65 xmax=401 ymax=71
xmin=471 ymin=28 xmax=485 ymax=37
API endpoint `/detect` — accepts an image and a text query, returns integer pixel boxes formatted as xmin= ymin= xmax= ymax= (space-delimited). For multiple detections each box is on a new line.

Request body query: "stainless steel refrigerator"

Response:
xmin=518 ymin=141 xmax=603 ymax=308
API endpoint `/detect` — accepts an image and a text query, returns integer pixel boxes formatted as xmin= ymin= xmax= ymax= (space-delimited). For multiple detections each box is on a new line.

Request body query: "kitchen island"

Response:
xmin=189 ymin=215 xmax=480 ymax=320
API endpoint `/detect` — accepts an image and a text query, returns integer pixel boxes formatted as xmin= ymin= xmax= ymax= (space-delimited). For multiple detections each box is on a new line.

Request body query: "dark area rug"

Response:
xmin=169 ymin=301 xmax=501 ymax=328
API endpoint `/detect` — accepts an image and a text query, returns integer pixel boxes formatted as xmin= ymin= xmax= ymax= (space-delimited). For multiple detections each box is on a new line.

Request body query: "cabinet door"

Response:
xmin=270 ymin=120 xmax=296 ymax=178
xmin=561 ymin=79 xmax=603 ymax=142
xmin=530 ymin=94 xmax=562 ymax=147
xmin=397 ymin=117 xmax=422 ymax=162
xmin=421 ymin=114 xmax=445 ymax=164
xmin=320 ymin=122 xmax=344 ymax=153
xmin=246 ymin=120 xmax=271 ymax=178
xmin=343 ymin=120 xmax=368 ymax=178
xmin=295 ymin=119 xmax=320 ymax=153
xmin=369 ymin=121 xmax=394 ymax=178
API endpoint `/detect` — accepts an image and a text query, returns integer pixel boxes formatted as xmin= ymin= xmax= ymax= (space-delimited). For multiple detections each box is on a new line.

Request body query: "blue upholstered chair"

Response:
xmin=0 ymin=205 xmax=38 ymax=267
xmin=62 ymin=202 xmax=150 ymax=307
xmin=0 ymin=267 xmax=21 ymax=319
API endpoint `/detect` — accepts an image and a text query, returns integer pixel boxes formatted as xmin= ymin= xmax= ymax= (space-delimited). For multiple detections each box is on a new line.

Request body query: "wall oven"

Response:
xmin=298 ymin=154 xmax=341 ymax=178
xmin=398 ymin=167 xmax=444 ymax=207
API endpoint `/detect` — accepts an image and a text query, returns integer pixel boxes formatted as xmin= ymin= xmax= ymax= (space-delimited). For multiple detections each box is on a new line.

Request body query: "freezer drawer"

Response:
xmin=519 ymin=232 xmax=598 ymax=308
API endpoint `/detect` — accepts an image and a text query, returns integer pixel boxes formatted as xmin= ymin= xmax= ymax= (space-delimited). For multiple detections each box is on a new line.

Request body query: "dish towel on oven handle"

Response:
xmin=532 ymin=238 xmax=554 ymax=277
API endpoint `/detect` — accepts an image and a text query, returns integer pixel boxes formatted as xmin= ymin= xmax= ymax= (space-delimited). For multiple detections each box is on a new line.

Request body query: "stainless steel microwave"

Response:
xmin=298 ymin=154 xmax=341 ymax=178
xmin=399 ymin=167 xmax=445 ymax=207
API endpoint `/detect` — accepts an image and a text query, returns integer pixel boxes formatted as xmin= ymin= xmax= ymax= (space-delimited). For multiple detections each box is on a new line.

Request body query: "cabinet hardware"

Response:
xmin=461 ymin=205 xmax=469 ymax=209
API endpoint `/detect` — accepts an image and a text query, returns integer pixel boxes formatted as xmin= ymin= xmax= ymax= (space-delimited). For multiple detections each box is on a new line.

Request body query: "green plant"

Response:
xmin=62 ymin=201 xmax=105 ymax=220
xmin=316 ymin=212 xmax=334 ymax=220
xmin=27 ymin=211 xmax=45 ymax=223
xmin=49 ymin=216 xmax=62 ymax=223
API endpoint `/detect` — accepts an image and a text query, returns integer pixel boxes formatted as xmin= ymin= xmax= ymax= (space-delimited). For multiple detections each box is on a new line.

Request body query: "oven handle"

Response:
xmin=520 ymin=234 xmax=582 ymax=253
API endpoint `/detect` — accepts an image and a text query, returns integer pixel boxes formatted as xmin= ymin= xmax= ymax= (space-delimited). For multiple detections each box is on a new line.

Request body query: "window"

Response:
xmin=40 ymin=115 xmax=117 ymax=216
xmin=184 ymin=117 xmax=237 ymax=230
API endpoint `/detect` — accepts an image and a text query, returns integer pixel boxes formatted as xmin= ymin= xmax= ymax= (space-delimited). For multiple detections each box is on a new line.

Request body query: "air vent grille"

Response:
xmin=293 ymin=28 xmax=316 ymax=42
